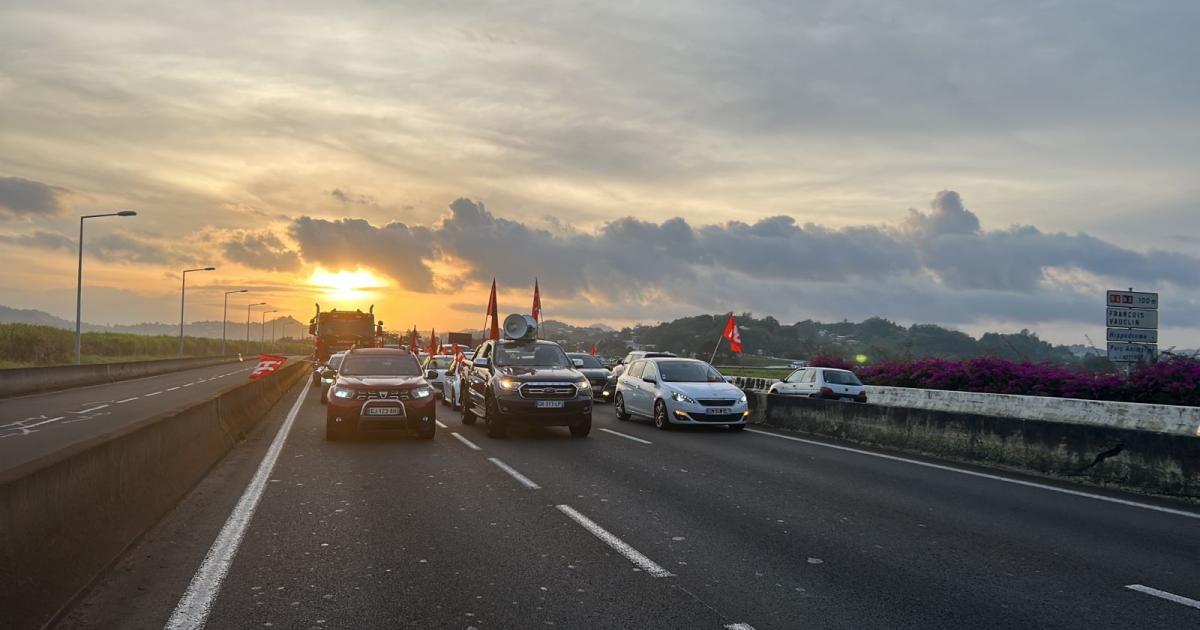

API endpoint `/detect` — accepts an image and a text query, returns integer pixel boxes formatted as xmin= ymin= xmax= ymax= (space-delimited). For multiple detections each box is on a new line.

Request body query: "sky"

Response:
xmin=1 ymin=1 xmax=1198 ymax=347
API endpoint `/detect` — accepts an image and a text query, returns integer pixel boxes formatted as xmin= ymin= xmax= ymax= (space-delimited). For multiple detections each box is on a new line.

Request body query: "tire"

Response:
xmin=486 ymin=396 xmax=507 ymax=438
xmin=417 ymin=424 xmax=436 ymax=440
xmin=570 ymin=415 xmax=592 ymax=438
xmin=728 ymin=423 xmax=746 ymax=431
xmin=325 ymin=418 xmax=343 ymax=441
xmin=614 ymin=393 xmax=631 ymax=421
xmin=653 ymin=400 xmax=671 ymax=430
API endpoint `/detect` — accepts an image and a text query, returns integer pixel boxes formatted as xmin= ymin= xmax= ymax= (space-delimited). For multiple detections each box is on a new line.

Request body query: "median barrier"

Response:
xmin=0 ymin=359 xmax=306 ymax=630
xmin=0 ymin=355 xmax=244 ymax=399
xmin=745 ymin=391 xmax=1199 ymax=499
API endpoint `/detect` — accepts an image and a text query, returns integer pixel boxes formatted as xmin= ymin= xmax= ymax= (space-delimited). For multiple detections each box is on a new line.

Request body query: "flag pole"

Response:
xmin=708 ymin=312 xmax=730 ymax=365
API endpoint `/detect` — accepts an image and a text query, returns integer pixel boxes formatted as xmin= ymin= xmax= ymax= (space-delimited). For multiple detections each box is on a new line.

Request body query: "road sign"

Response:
xmin=1106 ymin=290 xmax=1158 ymax=310
xmin=1106 ymin=307 xmax=1158 ymax=329
xmin=1107 ymin=342 xmax=1158 ymax=363
xmin=1106 ymin=328 xmax=1157 ymax=344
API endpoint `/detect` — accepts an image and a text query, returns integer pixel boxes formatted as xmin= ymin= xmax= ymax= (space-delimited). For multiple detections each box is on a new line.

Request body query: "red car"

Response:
xmin=324 ymin=347 xmax=437 ymax=441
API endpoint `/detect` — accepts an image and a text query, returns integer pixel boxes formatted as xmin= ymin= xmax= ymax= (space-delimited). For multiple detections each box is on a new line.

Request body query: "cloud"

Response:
xmin=0 ymin=230 xmax=74 ymax=251
xmin=0 ymin=176 xmax=71 ymax=216
xmin=0 ymin=227 xmax=181 ymax=265
xmin=222 ymin=230 xmax=301 ymax=272
xmin=330 ymin=189 xmax=377 ymax=207
xmin=289 ymin=217 xmax=436 ymax=288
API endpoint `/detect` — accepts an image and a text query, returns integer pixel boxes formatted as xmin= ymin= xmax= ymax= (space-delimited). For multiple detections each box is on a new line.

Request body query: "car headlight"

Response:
xmin=331 ymin=386 xmax=356 ymax=399
xmin=497 ymin=376 xmax=520 ymax=390
xmin=321 ymin=376 xmax=334 ymax=383
xmin=671 ymin=391 xmax=696 ymax=404
xmin=738 ymin=393 xmax=747 ymax=404
xmin=411 ymin=387 xmax=432 ymax=398
xmin=574 ymin=377 xmax=591 ymax=390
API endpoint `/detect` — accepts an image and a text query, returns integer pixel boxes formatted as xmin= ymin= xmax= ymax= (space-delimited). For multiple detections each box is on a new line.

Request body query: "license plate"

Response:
xmin=364 ymin=407 xmax=401 ymax=416
xmin=535 ymin=400 xmax=565 ymax=409
xmin=706 ymin=407 xmax=731 ymax=415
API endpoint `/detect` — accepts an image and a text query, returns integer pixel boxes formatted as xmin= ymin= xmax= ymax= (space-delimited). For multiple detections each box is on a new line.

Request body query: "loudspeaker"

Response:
xmin=502 ymin=313 xmax=538 ymax=340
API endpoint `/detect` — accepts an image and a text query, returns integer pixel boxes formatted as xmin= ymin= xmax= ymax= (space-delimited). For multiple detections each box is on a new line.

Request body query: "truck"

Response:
xmin=308 ymin=303 xmax=379 ymax=362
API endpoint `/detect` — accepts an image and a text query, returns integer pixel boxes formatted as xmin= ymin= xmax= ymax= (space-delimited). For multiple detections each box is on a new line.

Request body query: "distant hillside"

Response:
xmin=0 ymin=305 xmax=307 ymax=340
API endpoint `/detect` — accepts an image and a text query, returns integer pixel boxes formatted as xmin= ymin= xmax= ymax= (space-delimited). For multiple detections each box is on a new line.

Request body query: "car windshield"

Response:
xmin=570 ymin=354 xmax=604 ymax=369
xmin=339 ymin=354 xmax=421 ymax=376
xmin=328 ymin=354 xmax=344 ymax=369
xmin=658 ymin=360 xmax=725 ymax=383
xmin=494 ymin=342 xmax=570 ymax=367
xmin=824 ymin=370 xmax=863 ymax=386
xmin=425 ymin=357 xmax=453 ymax=369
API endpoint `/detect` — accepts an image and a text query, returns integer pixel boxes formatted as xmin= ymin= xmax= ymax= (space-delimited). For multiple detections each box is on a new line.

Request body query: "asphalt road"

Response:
xmin=0 ymin=360 xmax=260 ymax=473
xmin=61 ymin=380 xmax=1200 ymax=629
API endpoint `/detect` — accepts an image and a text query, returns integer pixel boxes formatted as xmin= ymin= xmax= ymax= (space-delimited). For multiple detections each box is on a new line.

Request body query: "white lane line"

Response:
xmin=167 ymin=387 xmax=180 ymax=391
xmin=450 ymin=432 xmax=482 ymax=451
xmin=78 ymin=404 xmax=109 ymax=413
xmin=725 ymin=624 xmax=757 ymax=630
xmin=745 ymin=428 xmax=1200 ymax=520
xmin=165 ymin=378 xmax=312 ymax=630
xmin=488 ymin=457 xmax=541 ymax=490
xmin=182 ymin=382 xmax=195 ymax=388
xmin=435 ymin=420 xmax=447 ymax=428
xmin=145 ymin=391 xmax=163 ymax=397
xmin=1125 ymin=584 xmax=1200 ymax=610
xmin=556 ymin=504 xmax=674 ymax=578
xmin=599 ymin=427 xmax=653 ymax=445
xmin=116 ymin=397 xmax=139 ymax=404
xmin=4 ymin=416 xmax=65 ymax=430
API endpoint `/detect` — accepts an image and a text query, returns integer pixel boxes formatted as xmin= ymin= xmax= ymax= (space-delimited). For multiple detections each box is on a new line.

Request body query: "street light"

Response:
xmin=179 ymin=266 xmax=216 ymax=356
xmin=222 ymin=289 xmax=248 ymax=355
xmin=246 ymin=302 xmax=267 ymax=353
xmin=75 ymin=210 xmax=137 ymax=364
xmin=270 ymin=313 xmax=282 ymax=343
xmin=261 ymin=309 xmax=277 ymax=344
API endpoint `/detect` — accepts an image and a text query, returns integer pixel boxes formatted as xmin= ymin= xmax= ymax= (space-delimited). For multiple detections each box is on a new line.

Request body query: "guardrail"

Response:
xmin=0 ymin=355 xmax=244 ymax=398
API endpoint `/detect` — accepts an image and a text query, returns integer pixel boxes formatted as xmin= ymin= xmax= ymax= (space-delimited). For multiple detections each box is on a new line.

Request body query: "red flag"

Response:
xmin=249 ymin=354 xmax=286 ymax=379
xmin=453 ymin=343 xmax=467 ymax=365
xmin=722 ymin=314 xmax=743 ymax=354
xmin=531 ymin=278 xmax=541 ymax=322
xmin=409 ymin=326 xmax=419 ymax=354
xmin=427 ymin=328 xmax=438 ymax=355
xmin=486 ymin=278 xmax=499 ymax=340
xmin=589 ymin=343 xmax=597 ymax=356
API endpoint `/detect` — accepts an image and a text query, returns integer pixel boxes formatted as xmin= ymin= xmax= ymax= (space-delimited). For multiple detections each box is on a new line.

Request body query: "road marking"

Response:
xmin=450 ymin=432 xmax=482 ymax=451
xmin=488 ymin=457 xmax=541 ymax=490
xmin=182 ymin=382 xmax=195 ymax=388
xmin=165 ymin=378 xmax=312 ymax=630
xmin=1 ymin=416 xmax=64 ymax=430
xmin=725 ymin=624 xmax=757 ymax=630
xmin=116 ymin=397 xmax=139 ymax=403
xmin=1125 ymin=584 xmax=1200 ymax=610
xmin=145 ymin=391 xmax=163 ymax=397
xmin=599 ymin=428 xmax=652 ymax=444
xmin=78 ymin=404 xmax=109 ymax=413
xmin=435 ymin=420 xmax=447 ymax=428
xmin=167 ymin=387 xmax=180 ymax=391
xmin=556 ymin=504 xmax=674 ymax=578
xmin=745 ymin=429 xmax=1200 ymax=520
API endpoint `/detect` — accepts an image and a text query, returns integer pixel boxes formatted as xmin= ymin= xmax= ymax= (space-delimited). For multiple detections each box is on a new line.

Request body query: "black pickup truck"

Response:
xmin=461 ymin=339 xmax=592 ymax=438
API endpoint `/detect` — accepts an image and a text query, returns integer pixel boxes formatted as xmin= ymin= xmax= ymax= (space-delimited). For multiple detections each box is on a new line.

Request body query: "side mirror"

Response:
xmin=642 ymin=375 xmax=656 ymax=384
xmin=473 ymin=357 xmax=490 ymax=368
xmin=572 ymin=358 xmax=584 ymax=367
xmin=426 ymin=370 xmax=437 ymax=379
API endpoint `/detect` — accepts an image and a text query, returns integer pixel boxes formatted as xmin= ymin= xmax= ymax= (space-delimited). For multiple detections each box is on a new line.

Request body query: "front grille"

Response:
xmin=354 ymin=389 xmax=411 ymax=401
xmin=687 ymin=412 xmax=744 ymax=423
xmin=696 ymin=398 xmax=736 ymax=407
xmin=359 ymin=419 xmax=409 ymax=430
xmin=519 ymin=383 xmax=577 ymax=399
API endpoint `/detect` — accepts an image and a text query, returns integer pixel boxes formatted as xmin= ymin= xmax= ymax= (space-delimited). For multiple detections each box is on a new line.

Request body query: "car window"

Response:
xmin=493 ymin=342 xmax=570 ymax=367
xmin=425 ymin=357 xmax=453 ymax=369
xmin=340 ymin=354 xmax=421 ymax=376
xmin=626 ymin=361 xmax=645 ymax=379
xmin=642 ymin=362 xmax=659 ymax=381
xmin=570 ymin=354 xmax=604 ymax=369
xmin=657 ymin=360 xmax=724 ymax=382
xmin=804 ymin=370 xmax=817 ymax=383
xmin=328 ymin=354 xmax=344 ymax=370
xmin=823 ymin=370 xmax=863 ymax=386
xmin=476 ymin=343 xmax=490 ymax=359
xmin=786 ymin=369 xmax=805 ymax=383
xmin=445 ymin=361 xmax=457 ymax=376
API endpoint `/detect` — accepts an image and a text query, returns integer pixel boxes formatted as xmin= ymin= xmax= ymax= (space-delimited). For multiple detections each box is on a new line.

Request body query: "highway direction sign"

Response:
xmin=1106 ymin=307 xmax=1158 ymax=329
xmin=1106 ymin=328 xmax=1158 ymax=344
xmin=1106 ymin=290 xmax=1158 ymax=310
xmin=1107 ymin=342 xmax=1158 ymax=363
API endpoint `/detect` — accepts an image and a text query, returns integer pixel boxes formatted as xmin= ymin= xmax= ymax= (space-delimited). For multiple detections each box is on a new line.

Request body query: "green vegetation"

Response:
xmin=0 ymin=323 xmax=312 ymax=368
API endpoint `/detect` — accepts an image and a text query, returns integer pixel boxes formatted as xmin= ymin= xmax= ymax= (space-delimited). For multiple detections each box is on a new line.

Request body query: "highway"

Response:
xmin=60 ymin=379 xmax=1199 ymax=629
xmin=0 ymin=360 xmax=258 ymax=473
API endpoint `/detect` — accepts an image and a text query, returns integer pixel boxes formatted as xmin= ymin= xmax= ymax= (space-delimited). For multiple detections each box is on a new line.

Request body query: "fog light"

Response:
xmin=334 ymin=417 xmax=344 ymax=423
xmin=422 ymin=416 xmax=430 ymax=422
xmin=742 ymin=410 xmax=750 ymax=416
xmin=674 ymin=410 xmax=688 ymax=419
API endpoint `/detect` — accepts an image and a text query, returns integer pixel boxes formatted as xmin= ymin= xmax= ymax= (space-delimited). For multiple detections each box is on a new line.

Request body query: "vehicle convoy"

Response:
xmin=462 ymin=314 xmax=592 ymax=438
xmin=308 ymin=303 xmax=378 ymax=363
xmin=318 ymin=351 xmax=347 ymax=404
xmin=422 ymin=354 xmax=455 ymax=398
xmin=324 ymin=347 xmax=437 ymax=440
xmin=566 ymin=352 xmax=612 ymax=401
xmin=615 ymin=357 xmax=748 ymax=430
xmin=601 ymin=350 xmax=677 ymax=400
xmin=440 ymin=350 xmax=473 ymax=410
xmin=768 ymin=366 xmax=867 ymax=402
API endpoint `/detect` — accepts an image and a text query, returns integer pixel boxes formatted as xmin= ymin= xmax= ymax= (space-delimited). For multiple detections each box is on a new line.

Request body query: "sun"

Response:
xmin=307 ymin=268 xmax=386 ymax=303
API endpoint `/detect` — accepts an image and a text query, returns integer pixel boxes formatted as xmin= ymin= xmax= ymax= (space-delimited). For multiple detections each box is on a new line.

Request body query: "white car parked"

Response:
xmin=440 ymin=352 xmax=473 ymax=409
xmin=768 ymin=367 xmax=868 ymax=402
xmin=614 ymin=358 xmax=748 ymax=430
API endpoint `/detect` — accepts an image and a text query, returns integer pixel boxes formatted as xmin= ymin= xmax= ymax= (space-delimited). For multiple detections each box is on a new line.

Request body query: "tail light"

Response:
xmin=819 ymin=386 xmax=834 ymax=396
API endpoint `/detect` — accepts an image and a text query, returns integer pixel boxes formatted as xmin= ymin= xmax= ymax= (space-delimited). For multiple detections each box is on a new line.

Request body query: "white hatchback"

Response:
xmin=768 ymin=367 xmax=867 ymax=402
xmin=615 ymin=358 xmax=748 ymax=430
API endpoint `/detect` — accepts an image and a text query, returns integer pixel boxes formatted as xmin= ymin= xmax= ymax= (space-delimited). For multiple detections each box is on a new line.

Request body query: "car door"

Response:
xmin=467 ymin=342 xmax=491 ymax=411
xmin=640 ymin=362 xmax=661 ymax=412
xmin=443 ymin=360 xmax=457 ymax=401
xmin=799 ymin=368 xmax=818 ymax=395
xmin=787 ymin=368 xmax=810 ymax=395
xmin=621 ymin=360 xmax=647 ymax=415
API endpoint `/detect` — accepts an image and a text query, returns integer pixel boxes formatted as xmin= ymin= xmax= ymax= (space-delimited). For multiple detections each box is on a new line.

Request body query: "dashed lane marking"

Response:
xmin=556 ymin=504 xmax=674 ymax=578
xmin=725 ymin=624 xmax=757 ymax=630
xmin=450 ymin=432 xmax=482 ymax=451
xmin=1125 ymin=584 xmax=1200 ymax=610
xmin=78 ymin=404 xmax=109 ymax=414
xmin=435 ymin=420 xmax=447 ymax=428
xmin=145 ymin=391 xmax=163 ymax=397
xmin=167 ymin=387 xmax=180 ymax=391
xmin=116 ymin=397 xmax=139 ymax=403
xmin=599 ymin=428 xmax=653 ymax=444
xmin=488 ymin=457 xmax=541 ymax=490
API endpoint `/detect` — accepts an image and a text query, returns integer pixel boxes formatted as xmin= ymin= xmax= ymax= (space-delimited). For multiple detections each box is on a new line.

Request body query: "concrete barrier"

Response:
xmin=0 ymin=360 xmax=306 ymax=630
xmin=749 ymin=392 xmax=1200 ymax=499
xmin=0 ymin=355 xmax=243 ymax=399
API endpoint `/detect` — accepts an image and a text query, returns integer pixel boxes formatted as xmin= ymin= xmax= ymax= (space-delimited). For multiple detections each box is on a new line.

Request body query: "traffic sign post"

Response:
xmin=1105 ymin=288 xmax=1158 ymax=363
xmin=1106 ymin=342 xmax=1157 ymax=363
xmin=1106 ymin=307 xmax=1158 ymax=329
xmin=1105 ymin=328 xmax=1157 ymax=344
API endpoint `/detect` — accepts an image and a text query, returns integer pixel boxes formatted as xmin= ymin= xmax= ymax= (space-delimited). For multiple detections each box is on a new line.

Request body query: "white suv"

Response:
xmin=768 ymin=367 xmax=867 ymax=402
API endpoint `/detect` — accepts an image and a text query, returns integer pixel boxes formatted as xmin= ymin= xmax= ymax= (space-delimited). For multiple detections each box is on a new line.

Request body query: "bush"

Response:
xmin=807 ymin=353 xmax=854 ymax=371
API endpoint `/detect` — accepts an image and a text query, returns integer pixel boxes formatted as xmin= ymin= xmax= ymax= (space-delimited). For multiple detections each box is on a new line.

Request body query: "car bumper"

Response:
xmin=326 ymin=397 xmax=438 ymax=433
xmin=494 ymin=394 xmax=592 ymax=426
xmin=664 ymin=399 xmax=750 ymax=425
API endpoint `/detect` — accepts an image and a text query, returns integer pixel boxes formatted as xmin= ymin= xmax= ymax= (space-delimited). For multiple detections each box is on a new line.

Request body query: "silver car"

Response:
xmin=422 ymin=354 xmax=455 ymax=399
xmin=614 ymin=358 xmax=748 ymax=430
xmin=768 ymin=367 xmax=867 ymax=402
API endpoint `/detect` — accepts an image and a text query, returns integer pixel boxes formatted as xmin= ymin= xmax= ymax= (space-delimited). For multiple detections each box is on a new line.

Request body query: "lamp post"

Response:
xmin=246 ymin=302 xmax=267 ymax=353
xmin=75 ymin=210 xmax=137 ymax=364
xmin=179 ymin=267 xmax=216 ymax=356
xmin=270 ymin=313 xmax=281 ymax=343
xmin=222 ymin=289 xmax=248 ymax=355
xmin=261 ymin=309 xmax=277 ymax=345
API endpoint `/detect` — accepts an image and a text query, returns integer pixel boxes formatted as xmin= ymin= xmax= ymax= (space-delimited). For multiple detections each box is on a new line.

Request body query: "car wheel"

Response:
xmin=417 ymin=425 xmax=436 ymax=440
xmin=486 ymin=396 xmax=507 ymax=438
xmin=653 ymin=400 xmax=671 ymax=430
xmin=728 ymin=423 xmax=746 ymax=431
xmin=570 ymin=415 xmax=592 ymax=438
xmin=614 ymin=393 xmax=631 ymax=421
